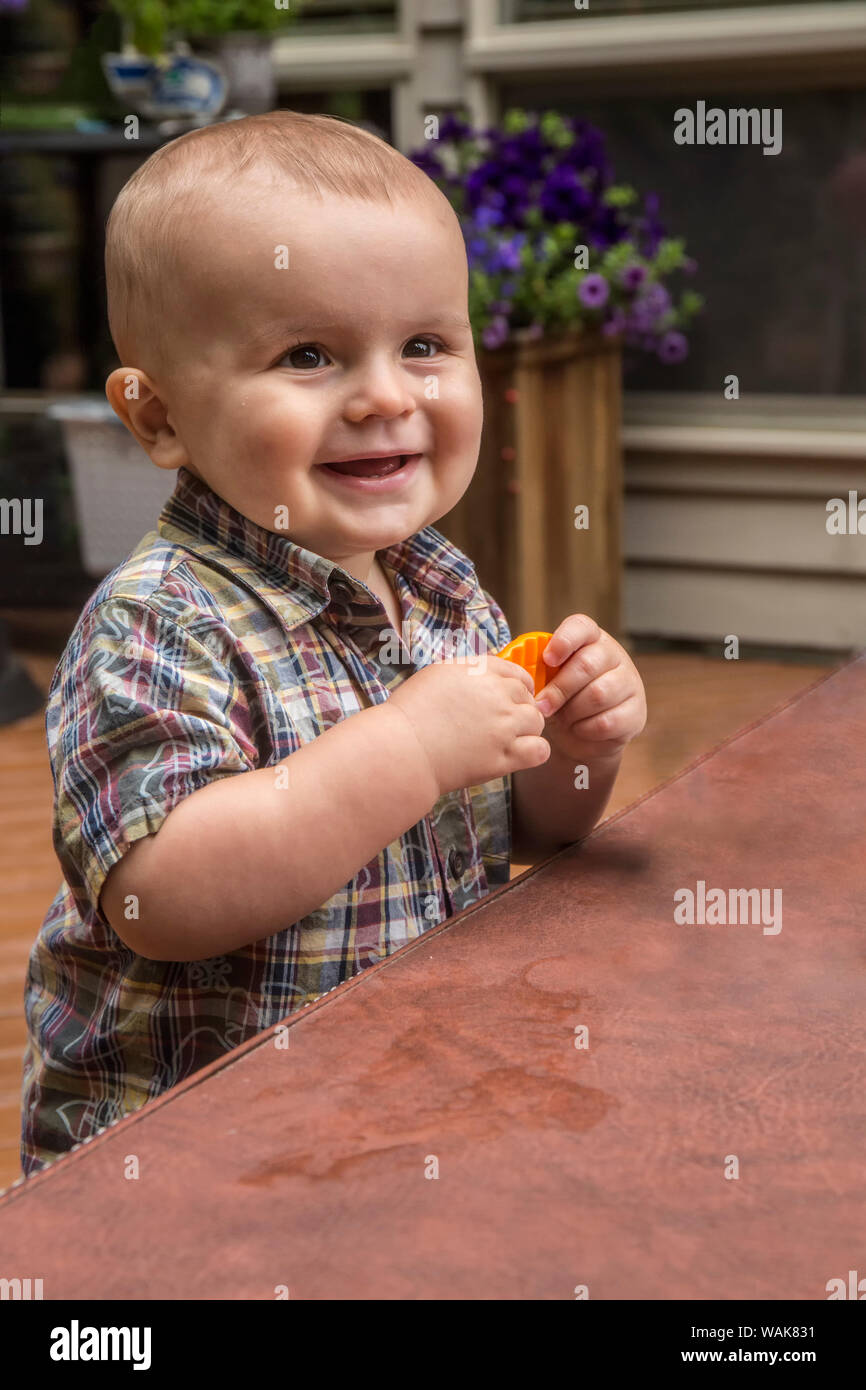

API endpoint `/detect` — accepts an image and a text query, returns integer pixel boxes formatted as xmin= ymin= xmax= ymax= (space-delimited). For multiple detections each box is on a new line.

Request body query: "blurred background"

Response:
xmin=0 ymin=0 xmax=864 ymax=1185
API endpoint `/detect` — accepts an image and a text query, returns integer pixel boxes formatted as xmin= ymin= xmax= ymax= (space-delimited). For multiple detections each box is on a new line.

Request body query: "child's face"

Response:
xmin=157 ymin=178 xmax=483 ymax=567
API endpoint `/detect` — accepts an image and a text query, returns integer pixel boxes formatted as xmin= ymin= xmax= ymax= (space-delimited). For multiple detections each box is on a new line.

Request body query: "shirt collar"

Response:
xmin=156 ymin=466 xmax=480 ymax=630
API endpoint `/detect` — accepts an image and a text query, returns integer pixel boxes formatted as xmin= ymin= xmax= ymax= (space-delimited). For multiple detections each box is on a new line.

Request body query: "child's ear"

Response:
xmin=105 ymin=367 xmax=189 ymax=472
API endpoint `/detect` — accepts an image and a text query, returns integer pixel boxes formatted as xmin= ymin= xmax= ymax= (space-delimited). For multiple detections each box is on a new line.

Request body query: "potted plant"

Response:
xmin=408 ymin=108 xmax=704 ymax=637
xmin=108 ymin=0 xmax=174 ymax=58
xmin=102 ymin=1 xmax=228 ymax=122
xmin=169 ymin=0 xmax=304 ymax=114
xmin=410 ymin=107 xmax=702 ymax=362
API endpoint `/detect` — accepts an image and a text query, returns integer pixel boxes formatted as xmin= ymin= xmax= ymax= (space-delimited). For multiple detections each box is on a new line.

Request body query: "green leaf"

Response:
xmin=503 ymin=108 xmax=531 ymax=134
xmin=653 ymin=237 xmax=686 ymax=274
xmin=540 ymin=110 xmax=571 ymax=149
xmin=599 ymin=241 xmax=636 ymax=276
xmin=602 ymin=185 xmax=638 ymax=209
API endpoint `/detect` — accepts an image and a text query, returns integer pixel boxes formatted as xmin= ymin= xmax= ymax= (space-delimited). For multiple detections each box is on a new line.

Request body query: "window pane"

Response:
xmin=497 ymin=84 xmax=866 ymax=393
xmin=295 ymin=0 xmax=397 ymax=34
xmin=502 ymin=0 xmax=833 ymax=19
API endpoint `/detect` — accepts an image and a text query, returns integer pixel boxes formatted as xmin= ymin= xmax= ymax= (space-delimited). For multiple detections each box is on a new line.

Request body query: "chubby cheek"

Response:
xmin=226 ymin=387 xmax=312 ymax=474
xmin=431 ymin=374 xmax=483 ymax=480
xmin=175 ymin=386 xmax=303 ymax=527
xmin=229 ymin=407 xmax=308 ymax=515
xmin=234 ymin=384 xmax=317 ymax=463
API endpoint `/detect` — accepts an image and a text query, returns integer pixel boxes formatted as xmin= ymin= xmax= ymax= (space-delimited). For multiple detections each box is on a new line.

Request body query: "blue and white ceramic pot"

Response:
xmin=101 ymin=47 xmax=227 ymax=121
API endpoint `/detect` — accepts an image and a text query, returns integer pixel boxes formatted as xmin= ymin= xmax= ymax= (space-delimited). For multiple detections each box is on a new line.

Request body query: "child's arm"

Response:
xmin=512 ymin=746 xmax=623 ymax=855
xmin=100 ymin=700 xmax=439 ymax=961
xmin=511 ymin=617 xmax=647 ymax=854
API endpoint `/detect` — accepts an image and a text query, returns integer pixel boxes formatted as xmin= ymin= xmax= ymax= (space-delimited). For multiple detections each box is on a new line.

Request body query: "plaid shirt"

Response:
xmin=21 ymin=466 xmax=512 ymax=1177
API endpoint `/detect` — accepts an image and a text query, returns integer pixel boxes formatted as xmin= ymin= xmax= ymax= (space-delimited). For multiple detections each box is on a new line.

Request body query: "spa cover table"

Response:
xmin=2 ymin=656 xmax=864 ymax=1300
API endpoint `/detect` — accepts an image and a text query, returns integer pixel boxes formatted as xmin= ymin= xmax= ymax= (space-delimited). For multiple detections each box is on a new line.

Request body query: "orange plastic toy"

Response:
xmin=498 ymin=630 xmax=557 ymax=695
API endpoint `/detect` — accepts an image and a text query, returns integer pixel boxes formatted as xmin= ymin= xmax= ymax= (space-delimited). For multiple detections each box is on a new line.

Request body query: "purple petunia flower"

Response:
xmin=475 ymin=204 xmax=504 ymax=228
xmin=502 ymin=173 xmax=530 ymax=200
xmin=467 ymin=237 xmax=489 ymax=268
xmin=627 ymin=305 xmax=655 ymax=334
xmin=540 ymin=164 xmax=594 ymax=223
xmin=578 ymin=273 xmax=610 ymax=309
xmin=587 ymin=203 xmax=627 ymax=254
xmin=621 ymin=264 xmax=646 ymax=292
xmin=525 ymin=321 xmax=544 ymax=341
xmin=602 ymin=309 xmax=627 ymax=339
xmin=626 ymin=282 xmax=671 ymax=333
xmin=490 ymin=232 xmax=526 ymax=273
xmin=482 ymin=316 xmax=510 ymax=350
xmin=410 ymin=148 xmax=444 ymax=180
xmin=439 ymin=113 xmax=472 ymax=142
xmin=566 ymin=128 xmax=609 ymax=180
xmin=657 ymin=330 xmax=689 ymax=364
xmin=644 ymin=282 xmax=671 ymax=314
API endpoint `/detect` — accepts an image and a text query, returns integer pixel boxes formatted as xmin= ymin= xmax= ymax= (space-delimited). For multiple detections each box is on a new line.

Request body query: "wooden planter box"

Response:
xmin=437 ymin=327 xmax=623 ymax=641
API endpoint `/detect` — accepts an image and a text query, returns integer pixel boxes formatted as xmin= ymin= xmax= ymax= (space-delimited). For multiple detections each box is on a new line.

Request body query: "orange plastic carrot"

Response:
xmin=498 ymin=630 xmax=557 ymax=695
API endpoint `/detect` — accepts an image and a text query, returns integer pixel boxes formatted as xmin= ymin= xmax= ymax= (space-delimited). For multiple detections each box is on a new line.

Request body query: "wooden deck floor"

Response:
xmin=0 ymin=613 xmax=831 ymax=1189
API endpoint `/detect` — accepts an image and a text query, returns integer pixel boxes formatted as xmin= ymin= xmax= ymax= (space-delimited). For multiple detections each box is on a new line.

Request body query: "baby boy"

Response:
xmin=20 ymin=110 xmax=646 ymax=1176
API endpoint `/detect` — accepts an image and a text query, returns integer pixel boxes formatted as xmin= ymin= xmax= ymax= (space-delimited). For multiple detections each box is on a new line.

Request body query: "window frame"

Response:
xmin=467 ymin=1 xmax=866 ymax=83
xmin=465 ymin=0 xmax=866 ymax=436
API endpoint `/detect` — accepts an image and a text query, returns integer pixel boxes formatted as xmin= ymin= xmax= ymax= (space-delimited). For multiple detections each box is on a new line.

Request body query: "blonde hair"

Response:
xmin=104 ymin=109 xmax=449 ymax=372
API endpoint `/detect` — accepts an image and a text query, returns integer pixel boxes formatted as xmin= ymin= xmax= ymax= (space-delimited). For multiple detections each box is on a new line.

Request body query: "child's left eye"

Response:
xmin=404 ymin=337 xmax=444 ymax=358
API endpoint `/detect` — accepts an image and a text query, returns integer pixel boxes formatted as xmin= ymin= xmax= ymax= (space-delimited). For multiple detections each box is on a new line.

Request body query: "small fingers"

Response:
xmin=543 ymin=615 xmax=601 ymax=667
xmin=536 ymin=642 xmax=620 ymax=716
xmin=516 ymin=735 xmax=551 ymax=770
xmin=489 ymin=655 xmax=536 ymax=698
xmin=554 ymin=667 xmax=634 ymax=723
xmin=562 ymin=693 xmax=644 ymax=751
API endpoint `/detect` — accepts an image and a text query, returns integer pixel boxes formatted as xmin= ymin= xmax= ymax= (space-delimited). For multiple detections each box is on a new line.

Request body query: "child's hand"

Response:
xmin=389 ymin=656 xmax=550 ymax=797
xmin=533 ymin=615 xmax=647 ymax=764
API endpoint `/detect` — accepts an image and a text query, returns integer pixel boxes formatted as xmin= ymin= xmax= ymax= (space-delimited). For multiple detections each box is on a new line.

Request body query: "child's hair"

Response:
xmin=104 ymin=109 xmax=447 ymax=373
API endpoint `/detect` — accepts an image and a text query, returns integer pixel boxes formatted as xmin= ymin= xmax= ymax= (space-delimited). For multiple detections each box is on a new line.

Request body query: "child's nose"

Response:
xmin=344 ymin=355 xmax=418 ymax=420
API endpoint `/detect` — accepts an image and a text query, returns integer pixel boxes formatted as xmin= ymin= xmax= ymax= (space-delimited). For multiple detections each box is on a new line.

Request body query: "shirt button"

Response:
xmin=447 ymin=847 xmax=465 ymax=878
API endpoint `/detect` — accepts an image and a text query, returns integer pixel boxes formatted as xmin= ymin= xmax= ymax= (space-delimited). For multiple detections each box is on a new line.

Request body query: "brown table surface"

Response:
xmin=2 ymin=656 xmax=864 ymax=1300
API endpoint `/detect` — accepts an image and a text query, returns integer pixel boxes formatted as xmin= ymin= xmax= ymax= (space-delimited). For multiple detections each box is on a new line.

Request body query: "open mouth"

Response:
xmin=320 ymin=454 xmax=418 ymax=479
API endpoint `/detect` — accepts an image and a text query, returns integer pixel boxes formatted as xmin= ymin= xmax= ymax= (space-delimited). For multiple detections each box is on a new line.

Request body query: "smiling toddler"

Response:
xmin=19 ymin=110 xmax=560 ymax=1176
xmin=21 ymin=109 xmax=648 ymax=1179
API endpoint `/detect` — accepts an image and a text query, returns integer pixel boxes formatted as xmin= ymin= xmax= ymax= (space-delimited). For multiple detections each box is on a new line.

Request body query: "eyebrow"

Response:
xmin=245 ymin=314 xmax=472 ymax=349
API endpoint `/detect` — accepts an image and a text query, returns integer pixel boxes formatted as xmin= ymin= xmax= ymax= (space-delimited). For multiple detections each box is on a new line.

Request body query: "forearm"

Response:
xmin=512 ymin=745 xmax=622 ymax=856
xmin=102 ymin=701 xmax=439 ymax=961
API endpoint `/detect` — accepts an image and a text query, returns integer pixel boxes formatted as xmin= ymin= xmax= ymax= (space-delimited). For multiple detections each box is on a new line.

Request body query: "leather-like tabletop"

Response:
xmin=2 ymin=656 xmax=863 ymax=1300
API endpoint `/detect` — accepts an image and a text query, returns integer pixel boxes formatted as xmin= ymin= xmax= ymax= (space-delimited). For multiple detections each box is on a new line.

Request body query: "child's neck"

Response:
xmin=368 ymin=555 xmax=404 ymax=633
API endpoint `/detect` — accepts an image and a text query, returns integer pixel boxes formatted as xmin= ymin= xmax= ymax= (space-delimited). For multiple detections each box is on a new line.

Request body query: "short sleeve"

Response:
xmin=48 ymin=598 xmax=258 ymax=923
